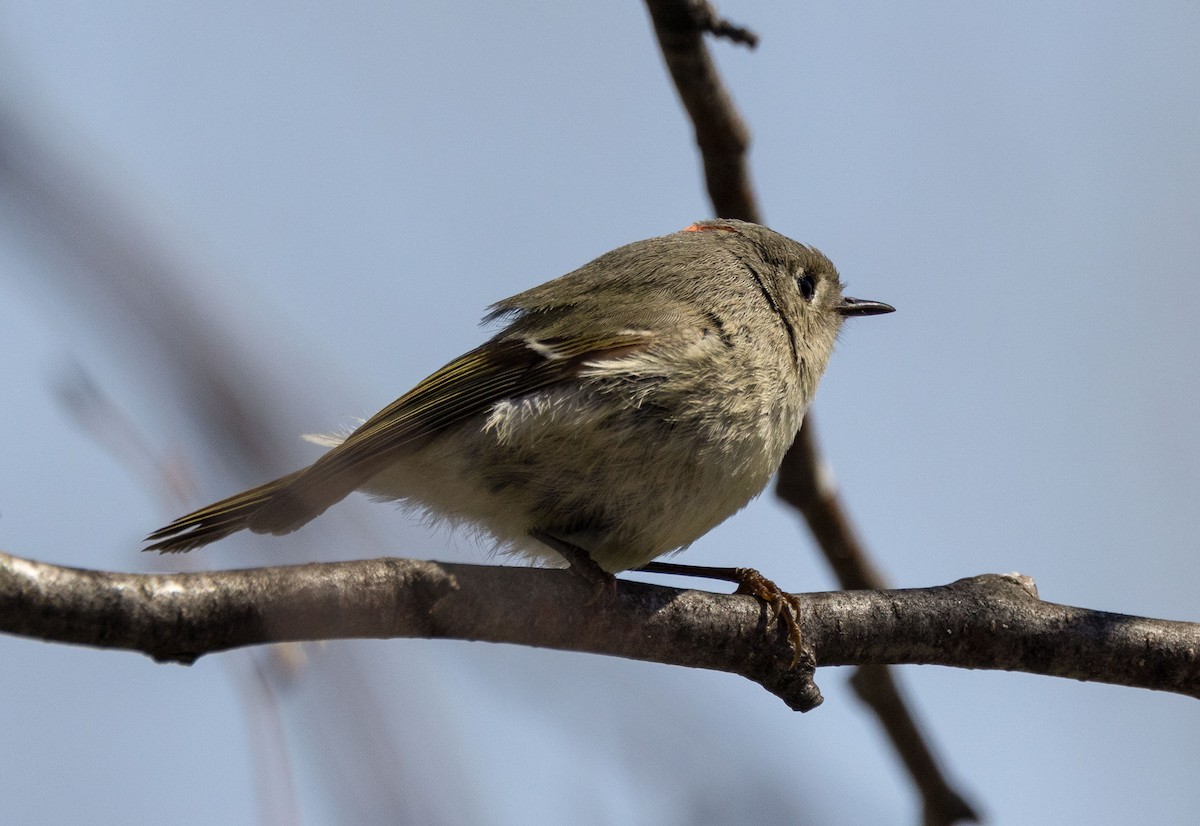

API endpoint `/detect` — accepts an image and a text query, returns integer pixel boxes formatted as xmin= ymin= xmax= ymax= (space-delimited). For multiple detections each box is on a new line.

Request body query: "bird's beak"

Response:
xmin=837 ymin=296 xmax=895 ymax=317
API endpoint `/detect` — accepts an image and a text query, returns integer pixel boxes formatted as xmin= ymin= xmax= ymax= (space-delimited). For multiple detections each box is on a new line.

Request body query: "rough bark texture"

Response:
xmin=4 ymin=551 xmax=1198 ymax=711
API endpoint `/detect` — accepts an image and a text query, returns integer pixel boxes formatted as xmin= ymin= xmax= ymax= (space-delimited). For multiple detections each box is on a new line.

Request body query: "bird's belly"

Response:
xmin=362 ymin=386 xmax=799 ymax=572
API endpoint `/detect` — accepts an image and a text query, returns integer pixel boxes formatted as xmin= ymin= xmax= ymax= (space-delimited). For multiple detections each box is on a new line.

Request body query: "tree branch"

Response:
xmin=643 ymin=1 xmax=978 ymax=821
xmin=644 ymin=0 xmax=761 ymax=224
xmin=4 ymin=550 xmax=1198 ymax=710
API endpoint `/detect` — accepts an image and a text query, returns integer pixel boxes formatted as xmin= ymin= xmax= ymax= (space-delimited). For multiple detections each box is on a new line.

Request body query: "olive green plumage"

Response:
xmin=146 ymin=220 xmax=893 ymax=569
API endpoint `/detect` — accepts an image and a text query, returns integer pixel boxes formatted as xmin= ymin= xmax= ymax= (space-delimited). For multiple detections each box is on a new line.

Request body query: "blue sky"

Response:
xmin=1 ymin=3 xmax=1198 ymax=824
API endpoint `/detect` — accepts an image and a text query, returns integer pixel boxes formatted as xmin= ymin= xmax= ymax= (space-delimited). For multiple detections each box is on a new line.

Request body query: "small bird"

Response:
xmin=147 ymin=220 xmax=891 ymax=646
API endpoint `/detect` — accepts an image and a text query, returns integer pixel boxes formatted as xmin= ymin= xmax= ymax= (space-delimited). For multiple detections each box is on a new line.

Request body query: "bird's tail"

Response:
xmin=144 ymin=469 xmax=323 ymax=553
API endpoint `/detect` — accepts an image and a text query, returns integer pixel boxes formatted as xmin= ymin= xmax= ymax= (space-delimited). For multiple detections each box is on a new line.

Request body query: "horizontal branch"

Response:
xmin=2 ymin=550 xmax=1198 ymax=711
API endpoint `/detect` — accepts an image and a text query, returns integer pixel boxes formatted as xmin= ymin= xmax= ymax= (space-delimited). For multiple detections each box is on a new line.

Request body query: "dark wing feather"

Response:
xmin=145 ymin=330 xmax=654 ymax=551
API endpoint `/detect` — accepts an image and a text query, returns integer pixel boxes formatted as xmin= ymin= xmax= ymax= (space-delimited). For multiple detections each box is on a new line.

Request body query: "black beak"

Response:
xmin=837 ymin=296 xmax=895 ymax=317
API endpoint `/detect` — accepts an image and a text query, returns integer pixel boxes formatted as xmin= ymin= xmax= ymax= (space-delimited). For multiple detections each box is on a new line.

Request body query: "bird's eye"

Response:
xmin=796 ymin=272 xmax=816 ymax=302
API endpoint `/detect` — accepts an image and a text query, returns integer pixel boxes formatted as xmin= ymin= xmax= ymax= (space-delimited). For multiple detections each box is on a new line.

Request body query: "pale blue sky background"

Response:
xmin=1 ymin=3 xmax=1198 ymax=824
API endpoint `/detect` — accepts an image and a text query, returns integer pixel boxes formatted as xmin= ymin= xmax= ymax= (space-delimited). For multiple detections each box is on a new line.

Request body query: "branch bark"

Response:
xmin=644 ymin=0 xmax=761 ymax=225
xmin=4 ymin=550 xmax=1198 ymax=710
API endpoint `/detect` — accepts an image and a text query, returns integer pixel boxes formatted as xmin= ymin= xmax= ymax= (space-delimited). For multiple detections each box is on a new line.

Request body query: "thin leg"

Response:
xmin=638 ymin=561 xmax=803 ymax=666
xmin=530 ymin=529 xmax=616 ymax=602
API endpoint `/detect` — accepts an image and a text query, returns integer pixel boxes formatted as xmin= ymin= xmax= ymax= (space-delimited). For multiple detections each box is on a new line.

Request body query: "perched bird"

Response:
xmin=147 ymin=220 xmax=892 ymax=647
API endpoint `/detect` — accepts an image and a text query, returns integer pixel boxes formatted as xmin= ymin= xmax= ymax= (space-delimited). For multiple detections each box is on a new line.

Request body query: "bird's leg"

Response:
xmin=530 ymin=529 xmax=616 ymax=603
xmin=637 ymin=561 xmax=804 ymax=667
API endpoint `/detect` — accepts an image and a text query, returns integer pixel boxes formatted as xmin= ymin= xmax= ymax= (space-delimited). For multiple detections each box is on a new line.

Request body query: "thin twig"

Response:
xmin=687 ymin=0 xmax=759 ymax=47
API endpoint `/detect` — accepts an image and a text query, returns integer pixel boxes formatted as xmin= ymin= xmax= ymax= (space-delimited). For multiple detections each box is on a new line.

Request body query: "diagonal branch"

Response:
xmin=642 ymin=2 xmax=979 ymax=821
xmin=777 ymin=418 xmax=976 ymax=823
xmin=644 ymin=0 xmax=762 ymax=225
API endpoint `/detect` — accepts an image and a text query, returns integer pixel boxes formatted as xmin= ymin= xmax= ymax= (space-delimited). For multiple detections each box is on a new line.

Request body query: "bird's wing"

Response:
xmin=146 ymin=329 xmax=656 ymax=551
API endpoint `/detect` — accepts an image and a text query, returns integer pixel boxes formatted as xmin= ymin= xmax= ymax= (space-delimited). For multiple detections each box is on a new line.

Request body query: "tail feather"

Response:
xmin=147 ymin=443 xmax=397 ymax=553
xmin=243 ymin=468 xmax=374 ymax=536
xmin=145 ymin=469 xmax=313 ymax=553
xmin=243 ymin=441 xmax=406 ymax=536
